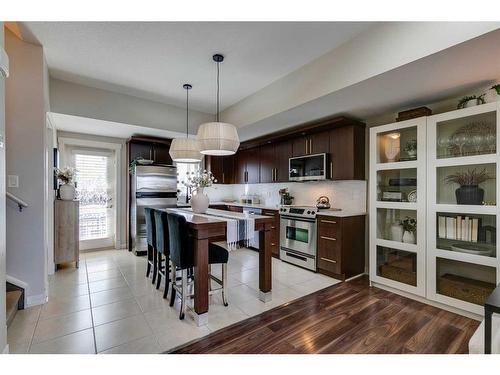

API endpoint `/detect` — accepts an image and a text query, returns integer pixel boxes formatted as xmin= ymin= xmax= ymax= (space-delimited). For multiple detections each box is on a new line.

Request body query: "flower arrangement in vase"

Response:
xmin=182 ymin=170 xmax=217 ymax=213
xmin=445 ymin=168 xmax=492 ymax=205
xmin=401 ymin=216 xmax=417 ymax=244
xmin=55 ymin=167 xmax=77 ymax=200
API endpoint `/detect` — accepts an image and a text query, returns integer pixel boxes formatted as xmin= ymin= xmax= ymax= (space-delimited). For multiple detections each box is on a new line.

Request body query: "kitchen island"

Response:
xmin=164 ymin=208 xmax=275 ymax=326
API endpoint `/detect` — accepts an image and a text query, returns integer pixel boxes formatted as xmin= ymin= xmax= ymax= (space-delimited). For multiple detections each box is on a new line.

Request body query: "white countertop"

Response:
xmin=210 ymin=201 xmax=366 ymax=217
xmin=210 ymin=201 xmax=280 ymax=211
xmin=316 ymin=209 xmax=366 ymax=218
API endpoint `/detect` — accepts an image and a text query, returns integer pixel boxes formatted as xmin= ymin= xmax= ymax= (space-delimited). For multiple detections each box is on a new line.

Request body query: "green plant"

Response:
xmin=401 ymin=217 xmax=416 ymax=233
xmin=457 ymin=95 xmax=485 ymax=109
xmin=492 ymin=84 xmax=500 ymax=95
xmin=445 ymin=168 xmax=492 ymax=186
xmin=128 ymin=157 xmax=144 ymax=174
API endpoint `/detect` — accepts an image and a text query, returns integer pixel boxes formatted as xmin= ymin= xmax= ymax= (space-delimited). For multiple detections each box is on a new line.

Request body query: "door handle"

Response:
xmin=320 ymin=236 xmax=337 ymax=241
xmin=321 ymin=219 xmax=337 ymax=224
xmin=320 ymin=257 xmax=337 ymax=264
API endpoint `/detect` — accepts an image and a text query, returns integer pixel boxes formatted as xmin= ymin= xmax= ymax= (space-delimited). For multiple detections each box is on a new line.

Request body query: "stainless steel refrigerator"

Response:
xmin=130 ymin=165 xmax=177 ymax=255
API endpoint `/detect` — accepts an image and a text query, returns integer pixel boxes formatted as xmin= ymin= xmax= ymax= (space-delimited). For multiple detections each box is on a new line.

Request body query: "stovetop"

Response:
xmin=279 ymin=205 xmax=342 ymax=219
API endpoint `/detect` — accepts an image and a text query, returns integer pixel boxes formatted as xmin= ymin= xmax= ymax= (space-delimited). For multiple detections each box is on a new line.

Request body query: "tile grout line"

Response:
xmin=83 ymin=259 xmax=99 ymax=354
xmin=26 ymin=301 xmax=43 ymax=353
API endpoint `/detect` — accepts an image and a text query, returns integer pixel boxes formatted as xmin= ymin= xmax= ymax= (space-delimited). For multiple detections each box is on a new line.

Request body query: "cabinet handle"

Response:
xmin=275 ymin=168 xmax=278 ymax=181
xmin=222 ymin=173 xmax=225 ymax=184
xmin=245 ymin=171 xmax=248 ymax=183
xmin=271 ymin=243 xmax=276 ymax=246
xmin=321 ymin=219 xmax=337 ymax=224
xmin=309 ymin=139 xmax=312 ymax=154
xmin=330 ymin=161 xmax=333 ymax=179
xmin=320 ymin=236 xmax=337 ymax=241
xmin=320 ymin=257 xmax=337 ymax=264
xmin=149 ymin=149 xmax=152 ymax=160
xmin=305 ymin=138 xmax=308 ymax=154
xmin=153 ymin=148 xmax=156 ymax=161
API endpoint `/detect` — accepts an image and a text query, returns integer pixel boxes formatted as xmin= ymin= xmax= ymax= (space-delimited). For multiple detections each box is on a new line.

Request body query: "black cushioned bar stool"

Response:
xmin=154 ymin=210 xmax=170 ymax=298
xmin=167 ymin=212 xmax=194 ymax=320
xmin=144 ymin=207 xmax=157 ymax=285
xmin=167 ymin=213 xmax=230 ymax=320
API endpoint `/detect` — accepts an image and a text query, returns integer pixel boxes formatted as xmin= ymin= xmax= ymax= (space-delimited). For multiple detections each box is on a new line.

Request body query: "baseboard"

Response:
xmin=2 ymin=344 xmax=9 ymax=354
xmin=26 ymin=292 xmax=48 ymax=307
xmin=5 ymin=275 xmax=28 ymax=291
xmin=372 ymin=281 xmax=482 ymax=321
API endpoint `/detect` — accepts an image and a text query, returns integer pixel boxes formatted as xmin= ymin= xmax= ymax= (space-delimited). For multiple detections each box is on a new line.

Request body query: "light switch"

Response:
xmin=8 ymin=175 xmax=19 ymax=188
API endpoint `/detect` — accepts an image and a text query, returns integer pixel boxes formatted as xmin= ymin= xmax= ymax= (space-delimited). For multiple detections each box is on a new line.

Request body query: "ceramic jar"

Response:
xmin=402 ymin=231 xmax=416 ymax=244
xmin=59 ymin=183 xmax=76 ymax=201
xmin=191 ymin=187 xmax=209 ymax=214
xmin=390 ymin=223 xmax=404 ymax=242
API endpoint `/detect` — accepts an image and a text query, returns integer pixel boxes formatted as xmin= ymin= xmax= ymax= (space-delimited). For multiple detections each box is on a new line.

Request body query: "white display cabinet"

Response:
xmin=427 ymin=102 xmax=500 ymax=315
xmin=369 ymin=117 xmax=427 ymax=297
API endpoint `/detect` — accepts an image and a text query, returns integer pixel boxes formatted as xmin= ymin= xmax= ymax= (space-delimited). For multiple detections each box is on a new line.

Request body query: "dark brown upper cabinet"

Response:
xmin=207 ymin=155 xmax=235 ymax=184
xmin=127 ymin=136 xmax=172 ymax=166
xmin=259 ymin=143 xmax=275 ymax=183
xmin=292 ymin=131 xmax=329 ymax=156
xmin=329 ymin=124 xmax=365 ymax=180
xmin=235 ymin=149 xmax=260 ymax=184
xmin=274 ymin=140 xmax=292 ymax=182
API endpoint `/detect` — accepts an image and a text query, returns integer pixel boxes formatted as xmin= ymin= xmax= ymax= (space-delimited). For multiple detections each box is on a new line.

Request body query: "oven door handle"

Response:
xmin=280 ymin=215 xmax=316 ymax=223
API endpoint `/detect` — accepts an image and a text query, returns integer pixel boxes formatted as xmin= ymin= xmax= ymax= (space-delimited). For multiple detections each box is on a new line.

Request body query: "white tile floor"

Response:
xmin=7 ymin=248 xmax=340 ymax=354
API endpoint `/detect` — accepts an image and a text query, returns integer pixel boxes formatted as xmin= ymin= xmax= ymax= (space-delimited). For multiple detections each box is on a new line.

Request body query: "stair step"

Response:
xmin=6 ymin=290 xmax=22 ymax=327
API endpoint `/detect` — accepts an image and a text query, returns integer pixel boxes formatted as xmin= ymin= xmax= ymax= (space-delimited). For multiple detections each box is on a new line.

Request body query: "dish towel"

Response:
xmin=186 ymin=208 xmax=255 ymax=250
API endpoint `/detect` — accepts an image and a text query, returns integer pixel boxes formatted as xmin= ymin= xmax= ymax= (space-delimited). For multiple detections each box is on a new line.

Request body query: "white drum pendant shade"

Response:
xmin=197 ymin=121 xmax=240 ymax=155
xmin=169 ymin=137 xmax=202 ymax=163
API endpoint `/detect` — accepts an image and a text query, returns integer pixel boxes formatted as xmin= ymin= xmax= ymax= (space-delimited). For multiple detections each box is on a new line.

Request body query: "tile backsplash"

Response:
xmin=205 ymin=180 xmax=366 ymax=211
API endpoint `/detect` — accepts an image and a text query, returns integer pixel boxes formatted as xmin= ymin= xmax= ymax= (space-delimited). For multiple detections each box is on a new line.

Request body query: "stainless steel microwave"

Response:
xmin=289 ymin=153 xmax=328 ymax=181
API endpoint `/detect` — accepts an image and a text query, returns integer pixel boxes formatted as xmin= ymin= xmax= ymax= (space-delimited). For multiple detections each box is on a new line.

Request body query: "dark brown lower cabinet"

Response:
xmin=262 ymin=209 xmax=280 ymax=258
xmin=316 ymin=214 xmax=365 ymax=280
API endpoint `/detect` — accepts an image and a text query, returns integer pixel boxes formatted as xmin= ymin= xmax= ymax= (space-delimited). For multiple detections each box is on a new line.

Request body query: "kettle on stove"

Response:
xmin=316 ymin=196 xmax=331 ymax=209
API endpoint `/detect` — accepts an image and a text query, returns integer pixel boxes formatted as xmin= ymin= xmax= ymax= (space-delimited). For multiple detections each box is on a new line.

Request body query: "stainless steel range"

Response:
xmin=279 ymin=206 xmax=317 ymax=271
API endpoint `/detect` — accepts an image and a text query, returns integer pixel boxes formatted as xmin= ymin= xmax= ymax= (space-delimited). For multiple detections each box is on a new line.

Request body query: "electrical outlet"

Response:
xmin=8 ymin=175 xmax=19 ymax=188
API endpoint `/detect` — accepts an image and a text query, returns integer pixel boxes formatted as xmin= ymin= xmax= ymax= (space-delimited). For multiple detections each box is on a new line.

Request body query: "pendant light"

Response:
xmin=197 ymin=54 xmax=240 ymax=155
xmin=169 ymin=84 xmax=202 ymax=163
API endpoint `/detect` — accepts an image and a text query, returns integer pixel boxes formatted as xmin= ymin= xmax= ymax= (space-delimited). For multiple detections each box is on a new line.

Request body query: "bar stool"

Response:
xmin=167 ymin=213 xmax=230 ymax=320
xmin=154 ymin=210 xmax=170 ymax=298
xmin=144 ymin=207 xmax=157 ymax=284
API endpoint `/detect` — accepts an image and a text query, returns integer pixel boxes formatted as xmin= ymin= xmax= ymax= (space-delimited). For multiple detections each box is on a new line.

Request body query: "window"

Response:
xmin=176 ymin=162 xmax=200 ymax=204
xmin=74 ymin=153 xmax=113 ymax=241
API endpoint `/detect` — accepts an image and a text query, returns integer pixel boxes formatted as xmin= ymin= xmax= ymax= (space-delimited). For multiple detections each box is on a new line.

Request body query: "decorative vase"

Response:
xmin=59 ymin=183 xmax=76 ymax=201
xmin=455 ymin=185 xmax=484 ymax=205
xmin=390 ymin=223 xmax=404 ymax=242
xmin=402 ymin=231 xmax=416 ymax=244
xmin=191 ymin=187 xmax=209 ymax=214
xmin=465 ymin=99 xmax=479 ymax=108
xmin=484 ymin=88 xmax=499 ymax=103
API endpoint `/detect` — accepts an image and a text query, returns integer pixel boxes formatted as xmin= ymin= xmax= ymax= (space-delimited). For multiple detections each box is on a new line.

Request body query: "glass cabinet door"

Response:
xmin=376 ymin=126 xmax=418 ymax=164
xmin=436 ymin=111 xmax=496 ymax=159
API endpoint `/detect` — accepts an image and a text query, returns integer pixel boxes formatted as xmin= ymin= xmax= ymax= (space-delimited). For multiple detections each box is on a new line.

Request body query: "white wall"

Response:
xmin=0 ymin=22 xmax=8 ymax=354
xmin=222 ymin=22 xmax=500 ymax=129
xmin=50 ymin=78 xmax=214 ymax=135
xmin=205 ymin=180 xmax=366 ymax=213
xmin=57 ymin=130 xmax=128 ymax=249
xmin=5 ymin=29 xmax=48 ymax=306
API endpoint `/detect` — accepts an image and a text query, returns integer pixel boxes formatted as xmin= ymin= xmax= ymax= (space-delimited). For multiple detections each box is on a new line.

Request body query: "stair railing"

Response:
xmin=6 ymin=192 xmax=28 ymax=212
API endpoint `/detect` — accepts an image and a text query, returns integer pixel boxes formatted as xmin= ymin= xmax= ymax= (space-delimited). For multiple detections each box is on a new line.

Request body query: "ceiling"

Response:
xmin=19 ymin=21 xmax=374 ymax=113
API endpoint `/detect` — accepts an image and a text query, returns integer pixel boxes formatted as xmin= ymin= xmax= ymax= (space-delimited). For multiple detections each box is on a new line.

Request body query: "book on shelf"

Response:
xmin=437 ymin=214 xmax=480 ymax=242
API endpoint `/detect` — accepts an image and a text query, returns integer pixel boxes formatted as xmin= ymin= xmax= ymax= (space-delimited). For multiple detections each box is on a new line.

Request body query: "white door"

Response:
xmin=73 ymin=150 xmax=116 ymax=250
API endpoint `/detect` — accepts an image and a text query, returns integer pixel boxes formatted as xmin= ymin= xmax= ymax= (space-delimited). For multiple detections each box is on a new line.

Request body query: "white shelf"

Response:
xmin=375 ymin=201 xmax=418 ymax=210
xmin=434 ymin=248 xmax=497 ymax=268
xmin=435 ymin=153 xmax=497 ymax=168
xmin=434 ymin=204 xmax=497 ymax=215
xmin=375 ymin=160 xmax=418 ymax=171
xmin=375 ymin=238 xmax=419 ymax=253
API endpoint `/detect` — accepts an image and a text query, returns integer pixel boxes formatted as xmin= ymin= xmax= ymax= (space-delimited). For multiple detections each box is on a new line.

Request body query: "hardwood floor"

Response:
xmin=172 ymin=277 xmax=480 ymax=354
